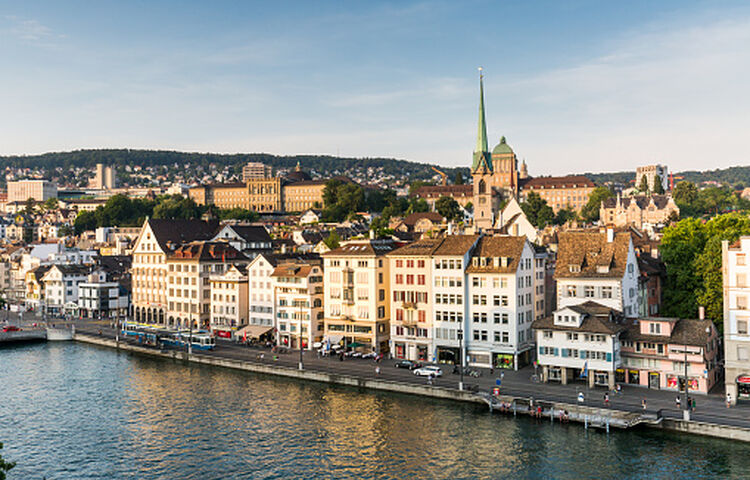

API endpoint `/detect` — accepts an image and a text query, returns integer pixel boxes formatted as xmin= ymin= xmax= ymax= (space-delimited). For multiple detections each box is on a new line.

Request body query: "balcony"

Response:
xmin=402 ymin=301 xmax=417 ymax=310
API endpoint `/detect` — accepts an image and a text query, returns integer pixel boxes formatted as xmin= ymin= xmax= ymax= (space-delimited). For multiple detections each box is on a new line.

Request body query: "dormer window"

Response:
xmin=649 ymin=322 xmax=661 ymax=334
xmin=596 ymin=265 xmax=610 ymax=273
xmin=569 ymin=264 xmax=580 ymax=273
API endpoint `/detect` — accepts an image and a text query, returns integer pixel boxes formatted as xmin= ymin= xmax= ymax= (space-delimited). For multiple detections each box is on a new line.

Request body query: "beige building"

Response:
xmin=8 ymin=180 xmax=57 ymax=203
xmin=322 ymin=240 xmax=394 ymax=354
xmin=636 ymin=164 xmax=668 ymax=192
xmin=283 ymin=180 xmax=326 ymax=212
xmin=242 ymin=162 xmax=273 ymax=181
xmin=519 ymin=176 xmax=595 ymax=213
xmin=600 ymin=194 xmax=679 ymax=229
xmin=166 ymin=241 xmax=246 ymax=330
xmin=91 ymin=163 xmax=117 ymax=189
xmin=723 ymin=237 xmax=750 ymax=404
xmin=272 ymin=260 xmax=324 ymax=349
xmin=209 ymin=264 xmax=249 ymax=338
xmin=131 ymin=218 xmax=219 ymax=326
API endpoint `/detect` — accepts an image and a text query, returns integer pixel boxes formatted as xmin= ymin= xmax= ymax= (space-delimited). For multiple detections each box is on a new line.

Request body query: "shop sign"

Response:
xmin=737 ymin=375 xmax=750 ymax=384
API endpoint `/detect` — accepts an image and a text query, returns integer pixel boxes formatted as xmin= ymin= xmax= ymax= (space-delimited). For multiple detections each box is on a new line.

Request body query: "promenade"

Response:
xmin=70 ymin=320 xmax=750 ymax=432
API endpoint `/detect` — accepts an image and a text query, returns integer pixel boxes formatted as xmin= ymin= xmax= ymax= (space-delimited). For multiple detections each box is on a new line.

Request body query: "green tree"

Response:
xmin=323 ymin=179 xmax=345 ymax=207
xmin=454 ymin=172 xmax=464 ymax=185
xmin=638 ymin=175 xmax=650 ymax=194
xmin=152 ymin=195 xmax=201 ymax=220
xmin=218 ymin=208 xmax=260 ymax=222
xmin=653 ymin=174 xmax=665 ymax=194
xmin=435 ymin=196 xmax=462 ymax=222
xmin=697 ymin=186 xmax=733 ymax=215
xmin=673 ymin=181 xmax=698 ymax=205
xmin=580 ymin=187 xmax=614 ymax=223
xmin=58 ymin=224 xmax=74 ymax=237
xmin=464 ymin=201 xmax=473 ymax=213
xmin=407 ymin=197 xmax=429 ymax=214
xmin=520 ymin=192 xmax=554 ymax=229
xmin=24 ymin=197 xmax=36 ymax=215
xmin=323 ymin=230 xmax=341 ymax=250
xmin=74 ymin=210 xmax=97 ymax=234
xmin=43 ymin=197 xmax=59 ymax=211
xmin=554 ymin=207 xmax=577 ymax=225
xmin=0 ymin=442 xmax=16 ymax=480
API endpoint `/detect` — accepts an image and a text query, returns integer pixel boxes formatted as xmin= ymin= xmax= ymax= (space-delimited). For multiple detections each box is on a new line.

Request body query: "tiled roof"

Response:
xmin=271 ymin=263 xmax=313 ymax=278
xmin=414 ymin=185 xmax=473 ymax=198
xmin=389 ymin=238 xmax=443 ymax=256
xmin=621 ymin=317 xmax=715 ymax=347
xmin=520 ymin=175 xmax=594 ymax=189
xmin=555 ymin=231 xmax=631 ymax=279
xmin=402 ymin=212 xmax=445 ymax=227
xmin=601 ymin=194 xmax=673 ymax=210
xmin=433 ymin=235 xmax=480 ymax=256
xmin=147 ymin=218 xmax=219 ymax=251
xmin=225 ymin=224 xmax=272 ymax=243
xmin=531 ymin=301 xmax=626 ymax=335
xmin=169 ymin=241 xmax=244 ymax=261
xmin=465 ymin=236 xmax=526 ymax=273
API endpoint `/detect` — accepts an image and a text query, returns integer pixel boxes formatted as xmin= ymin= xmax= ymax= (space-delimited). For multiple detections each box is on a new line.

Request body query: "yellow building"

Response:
xmin=519 ymin=175 xmax=595 ymax=213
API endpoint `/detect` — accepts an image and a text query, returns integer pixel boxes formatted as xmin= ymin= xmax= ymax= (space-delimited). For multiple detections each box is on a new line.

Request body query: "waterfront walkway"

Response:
xmin=74 ymin=321 xmax=750 ymax=430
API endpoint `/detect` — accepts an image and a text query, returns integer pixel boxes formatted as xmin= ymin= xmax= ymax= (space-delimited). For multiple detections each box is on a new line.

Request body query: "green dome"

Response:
xmin=492 ymin=136 xmax=513 ymax=155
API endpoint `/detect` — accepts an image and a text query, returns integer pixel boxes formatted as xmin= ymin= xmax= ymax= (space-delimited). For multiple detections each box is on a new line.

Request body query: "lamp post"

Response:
xmin=298 ymin=297 xmax=304 ymax=371
xmin=188 ymin=306 xmax=193 ymax=355
xmin=683 ymin=340 xmax=690 ymax=421
xmin=457 ymin=328 xmax=464 ymax=391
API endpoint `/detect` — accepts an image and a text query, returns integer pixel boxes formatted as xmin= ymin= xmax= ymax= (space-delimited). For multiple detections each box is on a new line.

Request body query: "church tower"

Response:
xmin=472 ymin=69 xmax=496 ymax=230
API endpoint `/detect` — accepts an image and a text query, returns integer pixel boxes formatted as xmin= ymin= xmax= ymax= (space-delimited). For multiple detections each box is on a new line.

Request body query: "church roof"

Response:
xmin=492 ymin=136 xmax=513 ymax=155
xmin=471 ymin=70 xmax=492 ymax=174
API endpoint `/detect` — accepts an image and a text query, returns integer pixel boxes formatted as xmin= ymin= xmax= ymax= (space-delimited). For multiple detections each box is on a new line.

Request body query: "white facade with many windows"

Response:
xmin=247 ymin=254 xmax=276 ymax=328
xmin=723 ymin=237 xmax=750 ymax=403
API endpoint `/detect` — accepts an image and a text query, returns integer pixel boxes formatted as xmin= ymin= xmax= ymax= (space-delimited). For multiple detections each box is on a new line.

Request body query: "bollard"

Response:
xmin=513 ymin=401 xmax=517 ymax=417
xmin=550 ymin=407 xmax=554 ymax=424
xmin=585 ymin=415 xmax=588 ymax=429
xmin=606 ymin=417 xmax=610 ymax=434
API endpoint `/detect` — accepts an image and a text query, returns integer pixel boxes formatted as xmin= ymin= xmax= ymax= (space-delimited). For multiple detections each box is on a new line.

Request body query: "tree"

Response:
xmin=58 ymin=224 xmax=74 ymax=237
xmin=43 ymin=197 xmax=59 ymax=211
xmin=407 ymin=197 xmax=429 ymax=214
xmin=323 ymin=230 xmax=340 ymax=250
xmin=152 ymin=195 xmax=201 ymax=220
xmin=464 ymin=201 xmax=473 ymax=214
xmin=74 ymin=210 xmax=97 ymax=234
xmin=435 ymin=196 xmax=462 ymax=222
xmin=638 ymin=175 xmax=650 ymax=194
xmin=454 ymin=171 xmax=464 ymax=185
xmin=0 ymin=442 xmax=15 ymax=480
xmin=218 ymin=208 xmax=259 ymax=222
xmin=580 ymin=187 xmax=614 ymax=223
xmin=673 ymin=181 xmax=698 ymax=206
xmin=653 ymin=174 xmax=665 ymax=194
xmin=520 ymin=192 xmax=554 ymax=229
xmin=323 ymin=179 xmax=345 ymax=207
xmin=24 ymin=197 xmax=36 ymax=215
xmin=554 ymin=207 xmax=577 ymax=225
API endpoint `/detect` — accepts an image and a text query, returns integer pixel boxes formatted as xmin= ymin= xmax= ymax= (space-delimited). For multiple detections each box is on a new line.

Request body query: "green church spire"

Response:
xmin=472 ymin=67 xmax=492 ymax=173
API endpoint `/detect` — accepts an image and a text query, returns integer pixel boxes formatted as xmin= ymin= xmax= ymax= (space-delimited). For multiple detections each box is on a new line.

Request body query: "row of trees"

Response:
xmin=519 ymin=187 xmax=614 ymax=228
xmin=73 ymin=194 xmax=260 ymax=234
xmin=672 ymin=181 xmax=750 ymax=217
xmin=661 ymin=213 xmax=750 ymax=326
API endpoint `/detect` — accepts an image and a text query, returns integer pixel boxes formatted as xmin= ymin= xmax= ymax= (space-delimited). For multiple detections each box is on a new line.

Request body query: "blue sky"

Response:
xmin=1 ymin=1 xmax=749 ymax=175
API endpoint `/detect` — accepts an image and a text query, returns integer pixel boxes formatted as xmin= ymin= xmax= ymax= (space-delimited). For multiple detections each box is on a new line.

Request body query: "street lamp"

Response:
xmin=298 ymin=298 xmax=304 ymax=370
xmin=188 ymin=305 xmax=193 ymax=355
xmin=457 ymin=328 xmax=464 ymax=391
xmin=683 ymin=340 xmax=690 ymax=421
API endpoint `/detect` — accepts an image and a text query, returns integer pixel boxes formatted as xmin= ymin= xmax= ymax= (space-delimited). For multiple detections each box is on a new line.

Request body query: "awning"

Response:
xmin=325 ymin=335 xmax=343 ymax=344
xmin=236 ymin=325 xmax=274 ymax=339
xmin=737 ymin=375 xmax=750 ymax=384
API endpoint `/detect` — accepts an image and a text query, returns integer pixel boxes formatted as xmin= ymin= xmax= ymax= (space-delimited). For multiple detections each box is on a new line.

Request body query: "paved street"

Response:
xmin=71 ymin=320 xmax=750 ymax=429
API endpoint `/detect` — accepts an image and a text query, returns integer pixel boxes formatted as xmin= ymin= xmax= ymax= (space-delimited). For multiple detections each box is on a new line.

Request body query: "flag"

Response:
xmin=582 ymin=361 xmax=588 ymax=378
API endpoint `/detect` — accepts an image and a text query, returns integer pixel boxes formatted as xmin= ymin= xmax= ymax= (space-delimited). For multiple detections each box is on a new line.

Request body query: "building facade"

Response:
xmin=209 ymin=264 xmax=249 ymax=338
xmin=636 ymin=164 xmax=669 ymax=193
xmin=8 ymin=180 xmax=57 ymax=203
xmin=242 ymin=162 xmax=273 ymax=181
xmin=272 ymin=261 xmax=324 ymax=349
xmin=600 ymin=194 xmax=679 ymax=230
xmin=323 ymin=240 xmax=394 ymax=354
xmin=723 ymin=237 xmax=750 ymax=404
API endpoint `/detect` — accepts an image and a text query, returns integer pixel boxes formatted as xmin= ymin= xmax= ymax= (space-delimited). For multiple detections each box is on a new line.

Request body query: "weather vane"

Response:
xmin=478 ymin=66 xmax=483 ymax=78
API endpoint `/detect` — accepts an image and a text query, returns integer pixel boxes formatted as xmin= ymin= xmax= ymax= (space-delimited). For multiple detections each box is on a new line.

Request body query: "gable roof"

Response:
xmin=520 ymin=175 xmax=594 ymax=190
xmin=169 ymin=241 xmax=245 ymax=262
xmin=401 ymin=212 xmax=444 ymax=227
xmin=219 ymin=224 xmax=272 ymax=243
xmin=324 ymin=240 xmax=396 ymax=257
xmin=531 ymin=301 xmax=626 ymax=334
xmin=145 ymin=218 xmax=219 ymax=252
xmin=555 ymin=231 xmax=632 ymax=279
xmin=465 ymin=236 xmax=527 ymax=273
xmin=602 ymin=194 xmax=674 ymax=210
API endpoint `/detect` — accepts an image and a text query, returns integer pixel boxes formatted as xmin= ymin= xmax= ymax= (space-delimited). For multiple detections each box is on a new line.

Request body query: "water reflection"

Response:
xmin=1 ymin=343 xmax=749 ymax=480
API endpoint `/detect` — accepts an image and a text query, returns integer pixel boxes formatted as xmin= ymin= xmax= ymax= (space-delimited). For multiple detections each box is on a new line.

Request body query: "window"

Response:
xmin=395 ymin=260 xmax=403 ymax=268
xmin=502 ymin=313 xmax=508 ymax=324
xmin=493 ymin=295 xmax=500 ymax=306
xmin=738 ymin=254 xmax=746 ymax=266
xmin=502 ymin=332 xmax=509 ymax=343
xmin=738 ymin=296 xmax=747 ymax=310
xmin=649 ymin=323 xmax=661 ymax=334
xmin=417 ymin=275 xmax=425 ymax=285
xmin=406 ymin=275 xmax=414 ymax=285
xmin=543 ymin=330 xmax=553 ymax=339
xmin=739 ymin=320 xmax=748 ymax=335
xmin=738 ymin=274 xmax=747 ymax=288
xmin=418 ymin=260 xmax=425 ymax=268
xmin=584 ymin=286 xmax=595 ymax=298
xmin=395 ymin=274 xmax=403 ymax=285
xmin=565 ymin=285 xmax=577 ymax=297
xmin=601 ymin=286 xmax=613 ymax=299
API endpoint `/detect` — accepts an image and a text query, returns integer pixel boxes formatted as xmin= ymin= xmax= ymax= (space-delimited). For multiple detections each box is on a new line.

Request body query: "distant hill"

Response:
xmin=0 ymin=149 xmax=470 ymax=187
xmin=586 ymin=165 xmax=750 ymax=188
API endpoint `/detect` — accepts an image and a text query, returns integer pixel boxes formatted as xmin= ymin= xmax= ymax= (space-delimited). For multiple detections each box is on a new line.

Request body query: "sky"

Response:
xmin=1 ymin=1 xmax=749 ymax=175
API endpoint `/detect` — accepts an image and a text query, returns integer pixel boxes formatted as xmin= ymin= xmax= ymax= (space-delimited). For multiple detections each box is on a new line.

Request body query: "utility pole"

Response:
xmin=457 ymin=328 xmax=464 ymax=391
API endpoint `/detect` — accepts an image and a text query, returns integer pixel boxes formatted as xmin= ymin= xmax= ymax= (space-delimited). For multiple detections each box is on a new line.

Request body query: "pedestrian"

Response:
xmin=428 ymin=373 xmax=434 ymax=385
xmin=615 ymin=383 xmax=622 ymax=394
xmin=577 ymin=392 xmax=584 ymax=403
xmin=726 ymin=392 xmax=732 ymax=408
xmin=604 ymin=392 xmax=610 ymax=407
xmin=691 ymin=397 xmax=696 ymax=412
xmin=675 ymin=396 xmax=681 ymax=409
xmin=375 ymin=366 xmax=381 ymax=376
xmin=641 ymin=398 xmax=647 ymax=411
xmin=500 ymin=371 xmax=505 ymax=381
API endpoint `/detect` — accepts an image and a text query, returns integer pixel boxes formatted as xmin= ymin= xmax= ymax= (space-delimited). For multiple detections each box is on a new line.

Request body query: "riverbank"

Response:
xmin=74 ymin=332 xmax=750 ymax=443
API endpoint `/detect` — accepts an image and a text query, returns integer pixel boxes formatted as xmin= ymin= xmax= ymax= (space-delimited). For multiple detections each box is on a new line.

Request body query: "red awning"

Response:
xmin=737 ymin=375 xmax=750 ymax=384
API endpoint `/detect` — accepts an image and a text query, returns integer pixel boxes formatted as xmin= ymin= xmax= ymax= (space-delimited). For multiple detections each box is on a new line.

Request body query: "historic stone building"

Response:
xmin=600 ymin=194 xmax=679 ymax=230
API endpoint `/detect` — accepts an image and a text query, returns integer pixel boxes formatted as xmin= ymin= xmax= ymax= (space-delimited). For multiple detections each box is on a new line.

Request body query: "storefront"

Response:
xmin=615 ymin=368 xmax=626 ymax=384
xmin=493 ymin=353 xmax=515 ymax=369
xmin=416 ymin=345 xmax=428 ymax=361
xmin=548 ymin=367 xmax=562 ymax=382
xmin=437 ymin=346 xmax=460 ymax=365
xmin=627 ymin=369 xmax=640 ymax=385
xmin=666 ymin=375 xmax=699 ymax=392
xmin=394 ymin=343 xmax=406 ymax=359
xmin=648 ymin=372 xmax=660 ymax=389
xmin=737 ymin=375 xmax=750 ymax=400
xmin=594 ymin=372 xmax=609 ymax=386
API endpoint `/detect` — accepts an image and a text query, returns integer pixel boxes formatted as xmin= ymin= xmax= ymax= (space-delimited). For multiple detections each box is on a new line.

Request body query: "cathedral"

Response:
xmin=471 ymin=70 xmax=528 ymax=230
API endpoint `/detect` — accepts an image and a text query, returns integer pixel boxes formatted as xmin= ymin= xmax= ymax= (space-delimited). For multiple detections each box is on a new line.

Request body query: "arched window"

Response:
xmin=478 ymin=179 xmax=486 ymax=194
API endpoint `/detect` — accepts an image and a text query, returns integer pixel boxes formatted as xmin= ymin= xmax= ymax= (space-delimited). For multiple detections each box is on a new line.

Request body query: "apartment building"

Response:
xmin=322 ymin=240 xmax=394 ymax=354
xmin=78 ymin=270 xmax=129 ymax=321
xmin=131 ymin=218 xmax=218 ymax=326
xmin=8 ymin=180 xmax=57 ymax=203
xmin=247 ymin=254 xmax=276 ymax=329
xmin=272 ymin=260 xmax=324 ymax=349
xmin=209 ymin=264 xmax=249 ymax=338
xmin=388 ymin=238 xmax=441 ymax=361
xmin=432 ymin=235 xmax=480 ymax=365
xmin=465 ymin=236 xmax=536 ymax=370
xmin=723 ymin=237 xmax=750 ymax=404
xmin=41 ymin=264 xmax=91 ymax=315
xmin=165 ymin=242 xmax=246 ymax=330
xmin=555 ymin=229 xmax=640 ymax=317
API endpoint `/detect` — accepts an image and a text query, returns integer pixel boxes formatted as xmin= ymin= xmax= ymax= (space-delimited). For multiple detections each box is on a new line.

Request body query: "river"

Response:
xmin=1 ymin=342 xmax=748 ymax=479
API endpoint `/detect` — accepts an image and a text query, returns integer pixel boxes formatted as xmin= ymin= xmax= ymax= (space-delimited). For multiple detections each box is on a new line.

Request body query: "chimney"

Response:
xmin=606 ymin=228 xmax=614 ymax=243
xmin=369 ymin=229 xmax=375 ymax=240
xmin=699 ymin=306 xmax=705 ymax=320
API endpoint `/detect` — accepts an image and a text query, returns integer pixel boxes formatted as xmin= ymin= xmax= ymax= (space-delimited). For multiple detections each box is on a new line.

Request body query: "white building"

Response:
xmin=635 ymin=164 xmax=669 ymax=192
xmin=555 ymin=229 xmax=640 ymax=317
xmin=7 ymin=180 xmax=57 ymax=203
xmin=209 ymin=264 xmax=248 ymax=338
xmin=533 ymin=301 xmax=624 ymax=389
xmin=41 ymin=264 xmax=91 ymax=315
xmin=78 ymin=270 xmax=129 ymax=321
xmin=247 ymin=254 xmax=277 ymax=329
xmin=210 ymin=223 xmax=272 ymax=258
xmin=272 ymin=260 xmax=324 ymax=350
xmin=465 ymin=236 xmax=537 ymax=370
xmin=723 ymin=237 xmax=750 ymax=404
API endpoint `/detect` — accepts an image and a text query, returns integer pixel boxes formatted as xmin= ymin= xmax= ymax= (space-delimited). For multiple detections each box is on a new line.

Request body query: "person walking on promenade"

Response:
xmin=604 ymin=392 xmax=610 ymax=407
xmin=675 ymin=396 xmax=681 ymax=409
xmin=641 ymin=398 xmax=647 ymax=411
xmin=727 ymin=392 xmax=732 ymax=408
xmin=691 ymin=397 xmax=696 ymax=412
xmin=375 ymin=366 xmax=381 ymax=376
xmin=427 ymin=373 xmax=434 ymax=385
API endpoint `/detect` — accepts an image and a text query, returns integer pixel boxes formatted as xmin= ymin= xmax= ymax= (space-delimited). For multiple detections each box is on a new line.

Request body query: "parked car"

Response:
xmin=2 ymin=325 xmax=20 ymax=332
xmin=394 ymin=360 xmax=422 ymax=370
xmin=414 ymin=366 xmax=443 ymax=377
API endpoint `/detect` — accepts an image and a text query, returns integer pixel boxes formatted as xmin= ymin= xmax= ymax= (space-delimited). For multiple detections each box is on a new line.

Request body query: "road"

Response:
xmin=72 ymin=320 xmax=750 ymax=429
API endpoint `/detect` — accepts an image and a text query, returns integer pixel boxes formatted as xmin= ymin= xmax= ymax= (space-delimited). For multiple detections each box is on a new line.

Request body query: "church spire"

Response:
xmin=472 ymin=67 xmax=492 ymax=173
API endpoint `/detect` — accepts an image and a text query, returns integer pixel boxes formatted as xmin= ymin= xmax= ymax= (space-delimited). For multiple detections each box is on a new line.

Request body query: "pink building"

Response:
xmin=618 ymin=317 xmax=721 ymax=394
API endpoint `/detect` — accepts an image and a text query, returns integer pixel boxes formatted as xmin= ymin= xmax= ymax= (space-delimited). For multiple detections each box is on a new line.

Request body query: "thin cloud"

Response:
xmin=3 ymin=15 xmax=64 ymax=47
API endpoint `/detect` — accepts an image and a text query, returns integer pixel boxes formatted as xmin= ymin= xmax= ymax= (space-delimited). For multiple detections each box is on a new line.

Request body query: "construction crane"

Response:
xmin=431 ymin=166 xmax=448 ymax=186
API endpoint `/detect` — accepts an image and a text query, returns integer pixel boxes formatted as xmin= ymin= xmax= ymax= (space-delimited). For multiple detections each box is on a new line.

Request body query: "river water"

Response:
xmin=1 ymin=343 xmax=748 ymax=480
